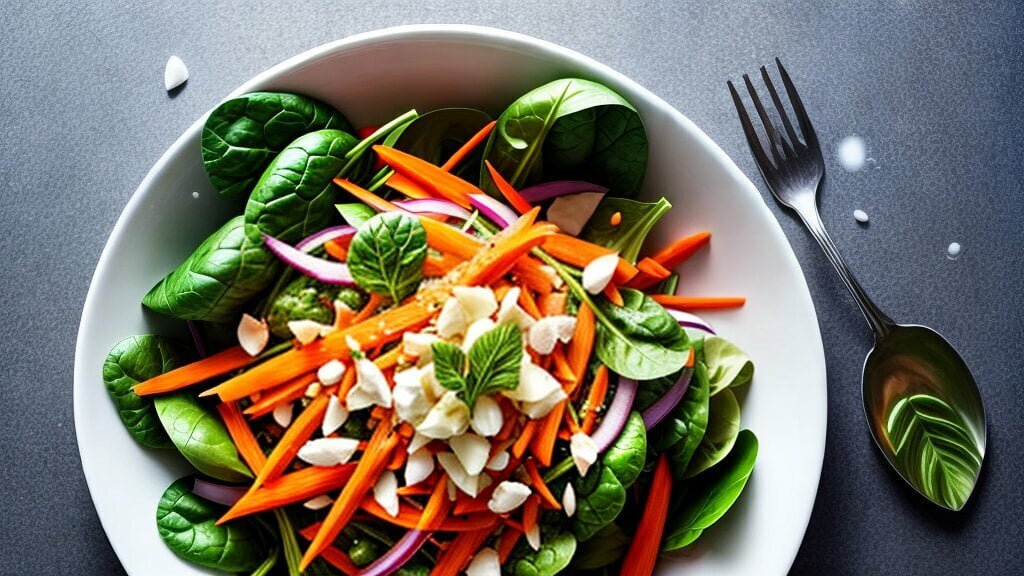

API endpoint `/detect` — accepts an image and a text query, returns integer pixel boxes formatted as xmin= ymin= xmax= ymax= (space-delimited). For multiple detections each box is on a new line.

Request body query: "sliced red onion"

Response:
xmin=468 ymin=193 xmax=517 ymax=229
xmin=519 ymin=180 xmax=608 ymax=203
xmin=186 ymin=320 xmax=207 ymax=358
xmin=295 ymin=225 xmax=355 ymax=253
xmin=262 ymin=233 xmax=356 ymax=285
xmin=642 ymin=369 xmax=694 ymax=430
xmin=591 ymin=376 xmax=638 ymax=453
xmin=668 ymin=309 xmax=716 ymax=334
xmin=394 ymin=198 xmax=472 ymax=221
xmin=192 ymin=478 xmax=246 ymax=506
xmin=358 ymin=529 xmax=431 ymax=576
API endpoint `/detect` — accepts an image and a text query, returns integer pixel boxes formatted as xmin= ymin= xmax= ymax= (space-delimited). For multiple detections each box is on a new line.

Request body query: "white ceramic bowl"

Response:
xmin=74 ymin=25 xmax=826 ymax=576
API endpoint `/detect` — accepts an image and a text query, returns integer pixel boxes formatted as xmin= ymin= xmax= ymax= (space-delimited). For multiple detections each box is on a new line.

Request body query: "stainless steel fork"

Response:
xmin=728 ymin=59 xmax=986 ymax=510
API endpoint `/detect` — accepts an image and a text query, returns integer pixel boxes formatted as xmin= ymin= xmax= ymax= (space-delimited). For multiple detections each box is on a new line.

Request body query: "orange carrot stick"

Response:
xmin=218 ymin=464 xmax=355 ymax=524
xmin=453 ymin=494 xmax=492 ymax=516
xmin=418 ymin=475 xmax=452 ymax=531
xmin=627 ymin=257 xmax=674 ymax=290
xmin=652 ymin=295 xmax=747 ymax=310
xmin=354 ymin=294 xmax=383 ymax=323
xmin=301 ymin=423 xmax=398 ymax=570
xmin=441 ymin=121 xmax=496 ymax=172
xmin=524 ymin=460 xmax=562 ymax=510
xmin=296 ymin=525 xmax=360 ymax=576
xmin=517 ymin=287 xmax=543 ymax=319
xmin=387 ymin=444 xmax=408 ymax=471
xmin=522 ymin=495 xmax=540 ymax=535
xmin=538 ymin=292 xmax=567 ymax=316
xmin=567 ymin=303 xmax=596 ymax=385
xmin=424 ymin=253 xmax=461 ymax=276
xmin=497 ymin=527 xmax=522 ymax=562
xmin=650 ymin=231 xmax=711 ymax=270
xmin=324 ymin=239 xmax=348 ymax=261
xmin=250 ymin=394 xmax=329 ymax=490
xmin=429 ymin=525 xmax=497 ymax=576
xmin=581 ymin=365 xmax=610 ymax=435
xmin=216 ymin=402 xmax=266 ymax=472
xmin=361 ymin=497 xmax=496 ymax=532
xmin=602 ymin=282 xmax=625 ymax=307
xmin=550 ymin=347 xmax=577 ymax=388
xmin=530 ymin=400 xmax=565 ymax=467
xmin=244 ymin=373 xmax=316 ymax=418
xmin=396 ymin=483 xmax=435 ymax=497
xmin=621 ymin=454 xmax=673 ymax=576
xmin=484 ymin=160 xmax=532 ymax=215
xmin=133 ymin=346 xmax=259 ymax=396
xmin=542 ymin=234 xmax=638 ymax=284
xmin=386 ymin=172 xmax=434 ymax=199
xmin=512 ymin=420 xmax=539 ymax=459
xmin=374 ymin=146 xmax=476 ymax=208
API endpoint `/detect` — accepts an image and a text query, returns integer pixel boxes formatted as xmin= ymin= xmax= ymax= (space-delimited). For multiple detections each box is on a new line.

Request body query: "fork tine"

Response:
xmin=728 ymin=80 xmax=775 ymax=175
xmin=742 ymin=74 xmax=785 ymax=164
xmin=760 ymin=65 xmax=800 ymax=148
xmin=775 ymin=58 xmax=819 ymax=149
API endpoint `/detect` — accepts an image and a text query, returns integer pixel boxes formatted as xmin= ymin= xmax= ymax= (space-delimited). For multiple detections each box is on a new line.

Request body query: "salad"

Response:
xmin=105 ymin=79 xmax=758 ymax=576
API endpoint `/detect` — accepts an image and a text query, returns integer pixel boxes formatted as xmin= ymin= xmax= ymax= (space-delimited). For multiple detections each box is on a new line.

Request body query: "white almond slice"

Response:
xmin=538 ymin=265 xmax=564 ymax=290
xmin=546 ymin=192 xmax=605 ymax=236
xmin=582 ymin=253 xmax=619 ymax=295
xmin=345 ymin=358 xmax=392 ymax=411
xmin=562 ymin=483 xmax=577 ymax=517
xmin=485 ymin=450 xmax=510 ymax=472
xmin=393 ymin=367 xmax=432 ymax=426
xmin=528 ymin=316 xmax=577 ymax=355
xmin=452 ymin=286 xmax=498 ymax=323
xmin=272 ymin=402 xmax=294 ymax=428
xmin=437 ymin=452 xmax=479 ymax=497
xmin=487 ymin=480 xmax=531 ymax=514
xmin=416 ymin=391 xmax=470 ymax=439
xmin=404 ymin=449 xmax=434 ymax=486
xmin=373 ymin=470 xmax=400 ymax=518
xmin=345 ymin=335 xmax=362 ymax=355
xmin=526 ymin=523 xmax=542 ymax=550
xmin=303 ymin=495 xmax=333 ymax=510
xmin=436 ymin=298 xmax=468 ymax=338
xmin=449 ymin=434 xmax=491 ymax=476
xmin=321 ymin=395 xmax=349 ymax=436
xmin=407 ymin=432 xmax=431 ymax=454
xmin=496 ymin=287 xmax=535 ymax=330
xmin=403 ymin=332 xmax=440 ymax=358
xmin=297 ymin=437 xmax=360 ymax=467
xmin=419 ymin=363 xmax=446 ymax=402
xmin=462 ymin=318 xmax=496 ymax=352
xmin=237 ymin=314 xmax=269 ymax=356
xmin=288 ymin=320 xmax=324 ymax=346
xmin=466 ymin=547 xmax=500 ymax=576
xmin=470 ymin=396 xmax=503 ymax=437
xmin=317 ymin=359 xmax=346 ymax=386
xmin=164 ymin=55 xmax=188 ymax=91
xmin=521 ymin=386 xmax=568 ymax=419
xmin=447 ymin=477 xmax=458 ymax=501
xmin=305 ymin=382 xmax=322 ymax=398
xmin=570 ymin=432 xmax=599 ymax=477
xmin=504 ymin=360 xmax=563 ymax=403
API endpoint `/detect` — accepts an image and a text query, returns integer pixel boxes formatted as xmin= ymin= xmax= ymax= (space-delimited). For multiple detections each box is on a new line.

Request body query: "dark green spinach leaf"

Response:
xmin=704 ymin=336 xmax=754 ymax=396
xmin=601 ymin=411 xmax=646 ymax=489
xmin=102 ymin=335 xmax=188 ymax=449
xmin=570 ymin=463 xmax=626 ymax=542
xmin=202 ymin=92 xmax=351 ymax=199
xmin=347 ymin=213 xmax=428 ymax=302
xmin=157 ymin=478 xmax=267 ymax=571
xmin=265 ymin=274 xmax=366 ymax=339
xmin=482 ymin=78 xmax=648 ymax=198
xmin=685 ymin=388 xmax=740 ymax=478
xmin=664 ymin=356 xmax=711 ymax=478
xmin=594 ymin=288 xmax=690 ymax=380
xmin=245 ymin=129 xmax=358 ymax=245
xmin=506 ymin=528 xmax=577 ymax=576
xmin=336 ymin=203 xmax=378 ymax=227
xmin=143 ymin=215 xmax=280 ymax=323
xmin=570 ymin=522 xmax=629 ymax=570
xmin=581 ymin=197 xmax=671 ymax=263
xmin=155 ymin=393 xmax=252 ymax=482
xmin=394 ymin=107 xmax=491 ymax=180
xmin=663 ymin=430 xmax=758 ymax=550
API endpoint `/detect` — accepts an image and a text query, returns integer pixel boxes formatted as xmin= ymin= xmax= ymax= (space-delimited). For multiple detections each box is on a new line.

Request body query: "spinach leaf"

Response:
xmin=336 ymin=203 xmax=378 ymax=227
xmin=347 ymin=213 xmax=428 ymax=302
xmin=593 ymin=288 xmax=690 ymax=380
xmin=481 ymin=78 xmax=648 ymax=198
xmin=580 ymin=197 xmax=671 ymax=263
xmin=394 ymin=108 xmax=491 ymax=180
xmin=570 ymin=463 xmax=626 ymax=542
xmin=157 ymin=478 xmax=267 ymax=571
xmin=265 ymin=274 xmax=366 ymax=339
xmin=143 ymin=215 xmax=280 ymax=323
xmin=664 ymin=356 xmax=711 ymax=478
xmin=155 ymin=393 xmax=253 ymax=482
xmin=662 ymin=430 xmax=758 ymax=550
xmin=245 ymin=129 xmax=358 ymax=245
xmin=601 ymin=411 xmax=646 ymax=489
xmin=570 ymin=523 xmax=629 ymax=570
xmin=102 ymin=335 xmax=188 ymax=449
xmin=431 ymin=322 xmax=523 ymax=410
xmin=202 ymin=92 xmax=351 ymax=199
xmin=684 ymin=387 xmax=740 ymax=478
xmin=704 ymin=336 xmax=754 ymax=396
xmin=506 ymin=529 xmax=577 ymax=576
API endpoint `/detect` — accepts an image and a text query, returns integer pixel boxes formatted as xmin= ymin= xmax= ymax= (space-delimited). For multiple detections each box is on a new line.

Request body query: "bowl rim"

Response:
xmin=74 ymin=23 xmax=826 ymax=574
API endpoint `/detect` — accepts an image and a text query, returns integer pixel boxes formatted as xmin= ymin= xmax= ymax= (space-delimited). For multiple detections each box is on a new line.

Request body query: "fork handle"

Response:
xmin=790 ymin=195 xmax=893 ymax=337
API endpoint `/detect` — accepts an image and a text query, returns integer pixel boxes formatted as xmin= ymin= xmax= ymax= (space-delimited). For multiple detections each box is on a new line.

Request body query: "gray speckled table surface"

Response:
xmin=1 ymin=1 xmax=1022 ymax=574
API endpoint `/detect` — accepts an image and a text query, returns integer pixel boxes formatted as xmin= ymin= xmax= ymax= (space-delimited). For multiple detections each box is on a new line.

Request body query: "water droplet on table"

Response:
xmin=854 ymin=209 xmax=869 ymax=224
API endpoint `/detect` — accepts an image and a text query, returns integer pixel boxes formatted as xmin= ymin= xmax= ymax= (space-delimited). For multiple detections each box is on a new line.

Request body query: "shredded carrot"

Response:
xmin=387 ymin=444 xmax=408 ymax=471
xmin=524 ymin=460 xmax=562 ymax=510
xmin=301 ymin=422 xmax=398 ymax=570
xmin=441 ymin=120 xmax=496 ymax=172
xmin=610 ymin=211 xmax=622 ymax=226
xmin=567 ymin=303 xmax=596 ymax=385
xmin=429 ymin=525 xmax=497 ymax=576
xmin=424 ymin=253 xmax=461 ymax=276
xmin=621 ymin=454 xmax=673 ymax=576
xmin=218 ymin=464 xmax=356 ymax=524
xmin=374 ymin=146 xmax=476 ymax=208
xmin=418 ymin=476 xmax=452 ymax=531
xmin=512 ymin=420 xmax=539 ymax=459
xmin=550 ymin=347 xmax=577 ymax=388
xmin=397 ymin=422 xmax=415 ymax=438
xmin=557 ymin=428 xmax=572 ymax=441
xmin=511 ymin=258 xmax=555 ymax=294
xmin=244 ymin=373 xmax=316 ymax=418
xmin=385 ymin=172 xmax=433 ymax=199
xmin=497 ymin=527 xmax=522 ymax=562
xmin=538 ymin=292 xmax=567 ymax=316
xmin=517 ymin=287 xmax=543 ymax=319
xmin=627 ymin=257 xmax=674 ymax=290
xmin=685 ymin=347 xmax=696 ymax=368
xmin=216 ymin=402 xmax=266 ymax=472
xmin=354 ymin=294 xmax=383 ymax=323
xmin=133 ymin=346 xmax=258 ymax=396
xmin=453 ymin=494 xmax=492 ymax=516
xmin=360 ymin=496 xmax=496 ymax=532
xmin=581 ymin=365 xmax=610 ymax=435
xmin=522 ymin=495 xmax=540 ymax=536
xmin=602 ymin=282 xmax=625 ymax=307
xmin=652 ymin=295 xmax=747 ymax=310
xmin=530 ymin=400 xmax=565 ymax=467
xmin=396 ymin=483 xmax=435 ymax=496
xmin=650 ymin=231 xmax=711 ymax=270
xmin=296 ymin=525 xmax=360 ymax=576
xmin=495 ymin=407 xmax=519 ymax=442
xmin=484 ymin=160 xmax=533 ymax=215
xmin=250 ymin=393 xmax=329 ymax=490
xmin=542 ymin=234 xmax=639 ymax=284
xmin=324 ymin=239 xmax=348 ymax=261
xmin=333 ymin=367 xmax=356 ymax=399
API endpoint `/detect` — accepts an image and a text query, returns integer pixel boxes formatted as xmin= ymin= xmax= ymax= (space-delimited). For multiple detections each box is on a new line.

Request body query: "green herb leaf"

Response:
xmin=154 ymin=393 xmax=253 ymax=482
xmin=594 ymin=288 xmax=691 ymax=380
xmin=581 ymin=197 xmax=671 ymax=263
xmin=704 ymin=336 xmax=754 ymax=396
xmin=336 ymin=203 xmax=378 ymax=227
xmin=466 ymin=322 xmax=523 ymax=399
xmin=347 ymin=213 xmax=428 ymax=302
xmin=885 ymin=393 xmax=983 ymax=510
xmin=431 ymin=341 xmax=468 ymax=392
xmin=685 ymin=388 xmax=741 ymax=478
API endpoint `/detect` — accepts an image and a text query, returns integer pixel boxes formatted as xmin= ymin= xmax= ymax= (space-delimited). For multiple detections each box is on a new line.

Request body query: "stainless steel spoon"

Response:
xmin=728 ymin=59 xmax=986 ymax=510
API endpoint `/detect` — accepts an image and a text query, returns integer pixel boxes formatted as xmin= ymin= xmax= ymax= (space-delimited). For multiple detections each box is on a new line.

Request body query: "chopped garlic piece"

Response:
xmin=416 ymin=391 xmax=470 ymax=439
xmin=164 ymin=55 xmax=188 ymax=91
xmin=562 ymin=483 xmax=576 ymax=517
xmin=321 ymin=395 xmax=348 ymax=436
xmin=466 ymin=548 xmax=500 ymax=576
xmin=526 ymin=523 xmax=541 ymax=550
xmin=437 ymin=452 xmax=479 ymax=497
xmin=287 ymin=319 xmax=324 ymax=345
xmin=470 ymin=395 xmax=503 ymax=437
xmin=237 ymin=314 xmax=269 ymax=356
xmin=373 ymin=470 xmax=400 ymax=517
xmin=582 ymin=253 xmax=619 ymax=294
xmin=452 ymin=286 xmax=498 ymax=323
xmin=546 ymin=191 xmax=605 ymax=236
xmin=485 ymin=450 xmax=510 ymax=471
xmin=436 ymin=297 xmax=468 ymax=338
xmin=272 ymin=402 xmax=293 ymax=428
xmin=538 ymin=265 xmax=564 ymax=289
xmin=527 ymin=316 xmax=577 ymax=354
xmin=521 ymin=386 xmax=568 ymax=419
xmin=570 ymin=432 xmax=599 ymax=477
xmin=402 ymin=332 xmax=440 ymax=358
xmin=297 ymin=437 xmax=360 ymax=467
xmin=404 ymin=449 xmax=434 ymax=486
xmin=504 ymin=359 xmax=562 ymax=403
xmin=450 ymin=433 xmax=491 ymax=476
xmin=496 ymin=287 xmax=535 ymax=330
xmin=407 ymin=432 xmax=431 ymax=454
xmin=303 ymin=495 xmax=333 ymax=510
xmin=346 ymin=358 xmax=392 ymax=411
xmin=462 ymin=318 xmax=496 ymax=351
xmin=393 ymin=367 xmax=433 ymax=426
xmin=487 ymin=480 xmax=531 ymax=514
xmin=317 ymin=359 xmax=345 ymax=386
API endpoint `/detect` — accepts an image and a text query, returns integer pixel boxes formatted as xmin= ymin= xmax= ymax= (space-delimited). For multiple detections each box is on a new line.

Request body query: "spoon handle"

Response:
xmin=789 ymin=194 xmax=893 ymax=337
